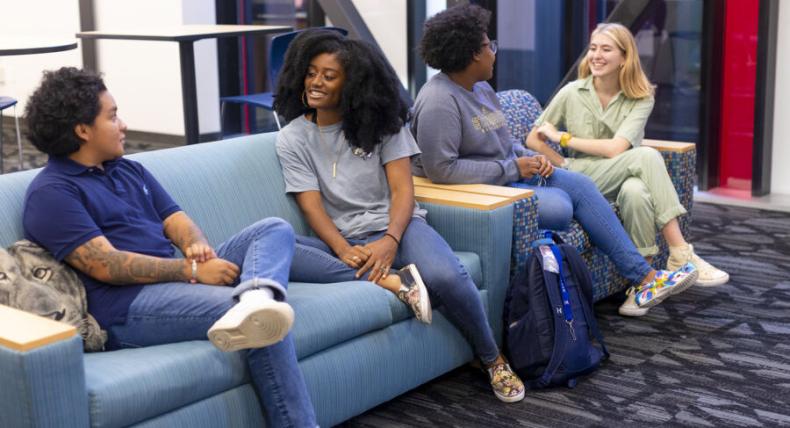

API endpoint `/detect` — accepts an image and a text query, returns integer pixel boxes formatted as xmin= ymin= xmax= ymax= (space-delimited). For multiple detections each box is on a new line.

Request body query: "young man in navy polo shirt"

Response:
xmin=22 ymin=67 xmax=316 ymax=427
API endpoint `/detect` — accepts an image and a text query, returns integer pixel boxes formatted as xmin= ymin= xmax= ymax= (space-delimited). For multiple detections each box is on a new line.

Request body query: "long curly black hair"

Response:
xmin=25 ymin=67 xmax=107 ymax=156
xmin=274 ymin=29 xmax=409 ymax=153
xmin=419 ymin=4 xmax=491 ymax=73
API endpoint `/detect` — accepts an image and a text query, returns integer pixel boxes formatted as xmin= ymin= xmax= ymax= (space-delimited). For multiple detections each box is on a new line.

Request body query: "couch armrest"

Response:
xmin=643 ymin=139 xmax=697 ymax=230
xmin=413 ymin=179 xmax=538 ymax=342
xmin=642 ymin=139 xmax=696 ymax=153
xmin=0 ymin=305 xmax=90 ymax=427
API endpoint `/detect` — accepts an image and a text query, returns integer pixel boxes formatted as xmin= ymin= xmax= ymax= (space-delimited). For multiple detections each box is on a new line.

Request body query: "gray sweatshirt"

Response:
xmin=410 ymin=73 xmax=534 ymax=185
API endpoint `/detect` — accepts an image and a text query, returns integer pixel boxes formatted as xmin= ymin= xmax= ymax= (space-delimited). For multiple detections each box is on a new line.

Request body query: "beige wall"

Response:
xmin=771 ymin=1 xmax=790 ymax=195
xmin=350 ymin=0 xmax=407 ymax=88
xmin=0 ymin=0 xmax=220 ymax=136
xmin=0 ymin=1 xmax=82 ymax=113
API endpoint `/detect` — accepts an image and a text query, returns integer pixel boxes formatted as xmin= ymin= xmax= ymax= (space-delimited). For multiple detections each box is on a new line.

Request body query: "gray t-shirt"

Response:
xmin=276 ymin=115 xmax=427 ymax=239
xmin=411 ymin=72 xmax=535 ymax=185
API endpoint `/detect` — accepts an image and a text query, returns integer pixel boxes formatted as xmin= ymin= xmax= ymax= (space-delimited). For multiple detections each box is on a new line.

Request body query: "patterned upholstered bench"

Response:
xmin=496 ymin=89 xmax=696 ymax=301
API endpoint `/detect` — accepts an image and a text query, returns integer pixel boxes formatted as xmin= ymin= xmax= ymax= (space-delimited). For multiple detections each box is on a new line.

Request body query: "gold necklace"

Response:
xmin=316 ymin=125 xmax=342 ymax=179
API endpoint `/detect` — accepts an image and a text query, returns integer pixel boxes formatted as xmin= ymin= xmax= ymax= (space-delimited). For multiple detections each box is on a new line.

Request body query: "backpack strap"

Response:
xmin=527 ymin=242 xmax=572 ymax=388
xmin=561 ymin=245 xmax=609 ymax=358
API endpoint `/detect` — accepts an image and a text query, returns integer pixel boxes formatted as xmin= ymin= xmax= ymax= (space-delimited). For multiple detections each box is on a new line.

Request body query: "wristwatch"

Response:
xmin=559 ymin=132 xmax=572 ymax=148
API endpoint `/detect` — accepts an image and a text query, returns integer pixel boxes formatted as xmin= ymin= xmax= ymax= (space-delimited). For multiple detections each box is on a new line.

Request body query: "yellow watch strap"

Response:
xmin=559 ymin=132 xmax=572 ymax=148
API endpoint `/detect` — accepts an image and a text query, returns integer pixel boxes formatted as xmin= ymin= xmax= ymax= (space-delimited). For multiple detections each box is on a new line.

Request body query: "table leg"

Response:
xmin=178 ymin=41 xmax=199 ymax=145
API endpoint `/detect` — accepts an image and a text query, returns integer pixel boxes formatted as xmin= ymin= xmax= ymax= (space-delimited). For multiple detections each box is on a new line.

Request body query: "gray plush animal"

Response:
xmin=0 ymin=240 xmax=107 ymax=351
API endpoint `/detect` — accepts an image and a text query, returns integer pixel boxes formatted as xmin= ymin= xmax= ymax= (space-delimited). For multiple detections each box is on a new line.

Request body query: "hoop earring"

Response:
xmin=302 ymin=90 xmax=310 ymax=108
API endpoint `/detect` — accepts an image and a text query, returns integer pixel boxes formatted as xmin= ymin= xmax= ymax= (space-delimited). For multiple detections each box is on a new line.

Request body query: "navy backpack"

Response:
xmin=504 ymin=232 xmax=609 ymax=388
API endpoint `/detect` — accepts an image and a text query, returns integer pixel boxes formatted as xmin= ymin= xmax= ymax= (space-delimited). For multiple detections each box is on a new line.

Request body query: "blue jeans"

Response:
xmin=107 ymin=218 xmax=316 ymax=428
xmin=510 ymin=168 xmax=652 ymax=285
xmin=289 ymin=217 xmax=500 ymax=364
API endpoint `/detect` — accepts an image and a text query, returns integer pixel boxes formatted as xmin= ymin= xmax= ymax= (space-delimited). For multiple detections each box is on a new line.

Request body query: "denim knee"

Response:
xmin=534 ymin=189 xmax=574 ymax=230
xmin=252 ymin=217 xmax=295 ymax=241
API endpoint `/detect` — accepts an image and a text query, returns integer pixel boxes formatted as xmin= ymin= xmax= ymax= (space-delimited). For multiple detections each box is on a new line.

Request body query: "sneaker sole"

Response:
xmin=405 ymin=264 xmax=432 ymax=324
xmin=495 ymin=388 xmax=525 ymax=403
xmin=639 ymin=269 xmax=699 ymax=310
xmin=208 ymin=302 xmax=294 ymax=352
xmin=696 ymin=273 xmax=730 ymax=287
xmin=618 ymin=305 xmax=650 ymax=317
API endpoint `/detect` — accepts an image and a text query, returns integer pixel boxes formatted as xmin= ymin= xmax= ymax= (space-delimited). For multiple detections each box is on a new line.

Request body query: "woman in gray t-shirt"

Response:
xmin=274 ymin=29 xmax=526 ymax=403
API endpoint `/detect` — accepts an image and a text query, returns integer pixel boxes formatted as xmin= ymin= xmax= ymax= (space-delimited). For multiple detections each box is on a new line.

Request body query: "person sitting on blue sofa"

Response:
xmin=273 ymin=29 xmax=526 ymax=403
xmin=411 ymin=4 xmax=698 ymax=317
xmin=22 ymin=67 xmax=317 ymax=428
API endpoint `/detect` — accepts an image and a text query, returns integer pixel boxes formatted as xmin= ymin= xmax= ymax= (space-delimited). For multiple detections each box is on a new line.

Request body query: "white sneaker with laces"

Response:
xmin=667 ymin=244 xmax=729 ymax=287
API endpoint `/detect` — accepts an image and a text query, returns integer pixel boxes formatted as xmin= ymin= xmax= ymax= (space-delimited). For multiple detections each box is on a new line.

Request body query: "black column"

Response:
xmin=698 ymin=0 xmax=725 ymax=190
xmin=78 ymin=0 xmax=98 ymax=72
xmin=752 ymin=0 xmax=779 ymax=196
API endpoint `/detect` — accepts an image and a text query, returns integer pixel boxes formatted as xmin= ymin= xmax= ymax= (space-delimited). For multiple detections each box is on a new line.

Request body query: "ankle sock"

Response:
xmin=240 ymin=288 xmax=274 ymax=303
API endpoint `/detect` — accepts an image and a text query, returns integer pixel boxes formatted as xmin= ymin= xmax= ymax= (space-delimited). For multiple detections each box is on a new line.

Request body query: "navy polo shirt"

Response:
xmin=23 ymin=156 xmax=182 ymax=330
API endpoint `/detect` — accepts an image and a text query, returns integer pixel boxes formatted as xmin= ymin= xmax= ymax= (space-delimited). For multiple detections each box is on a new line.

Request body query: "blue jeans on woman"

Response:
xmin=510 ymin=168 xmax=652 ymax=285
xmin=289 ymin=217 xmax=500 ymax=365
xmin=107 ymin=218 xmax=316 ymax=428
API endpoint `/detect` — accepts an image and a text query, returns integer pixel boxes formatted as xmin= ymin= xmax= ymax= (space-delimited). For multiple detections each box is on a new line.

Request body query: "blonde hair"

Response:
xmin=578 ymin=23 xmax=654 ymax=99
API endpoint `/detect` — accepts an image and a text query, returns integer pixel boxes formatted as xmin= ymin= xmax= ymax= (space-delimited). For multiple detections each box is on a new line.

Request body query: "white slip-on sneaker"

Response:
xmin=208 ymin=298 xmax=294 ymax=352
xmin=668 ymin=244 xmax=730 ymax=287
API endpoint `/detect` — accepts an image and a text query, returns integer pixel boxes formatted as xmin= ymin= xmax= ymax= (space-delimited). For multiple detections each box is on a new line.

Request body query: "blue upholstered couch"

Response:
xmin=0 ymin=133 xmax=521 ymax=428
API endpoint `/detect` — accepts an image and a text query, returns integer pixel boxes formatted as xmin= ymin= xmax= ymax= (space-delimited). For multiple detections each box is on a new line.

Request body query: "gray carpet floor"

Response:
xmin=5 ymin=124 xmax=789 ymax=427
xmin=343 ymin=203 xmax=790 ymax=427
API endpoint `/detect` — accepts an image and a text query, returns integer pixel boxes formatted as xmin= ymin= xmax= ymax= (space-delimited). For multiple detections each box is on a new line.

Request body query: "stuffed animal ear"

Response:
xmin=0 ymin=247 xmax=18 ymax=305
xmin=81 ymin=313 xmax=108 ymax=352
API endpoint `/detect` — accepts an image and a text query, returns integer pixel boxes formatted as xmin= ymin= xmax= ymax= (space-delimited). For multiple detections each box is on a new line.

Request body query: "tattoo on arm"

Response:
xmin=163 ymin=211 xmax=209 ymax=252
xmin=65 ymin=237 xmax=187 ymax=285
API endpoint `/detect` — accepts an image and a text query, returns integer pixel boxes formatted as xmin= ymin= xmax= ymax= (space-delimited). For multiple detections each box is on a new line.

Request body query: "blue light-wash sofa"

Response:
xmin=0 ymin=132 xmax=522 ymax=428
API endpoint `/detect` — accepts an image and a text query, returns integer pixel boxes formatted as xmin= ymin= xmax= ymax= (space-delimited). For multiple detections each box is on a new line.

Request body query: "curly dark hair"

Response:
xmin=419 ymin=4 xmax=491 ymax=73
xmin=274 ymin=29 xmax=409 ymax=153
xmin=24 ymin=67 xmax=107 ymax=156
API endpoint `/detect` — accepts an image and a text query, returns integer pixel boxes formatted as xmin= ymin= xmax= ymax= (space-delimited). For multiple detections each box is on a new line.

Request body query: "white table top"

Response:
xmin=0 ymin=37 xmax=78 ymax=56
xmin=76 ymin=25 xmax=291 ymax=42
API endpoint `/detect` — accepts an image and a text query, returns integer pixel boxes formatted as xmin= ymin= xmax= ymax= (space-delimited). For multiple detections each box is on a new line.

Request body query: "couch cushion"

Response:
xmin=288 ymin=281 xmax=395 ymax=360
xmin=83 ymin=279 xmax=394 ymax=427
xmin=83 ymin=250 xmax=483 ymax=427
xmin=128 ymin=134 xmax=311 ymax=247
xmin=84 ymin=340 xmax=247 ymax=428
xmin=387 ymin=251 xmax=482 ymax=323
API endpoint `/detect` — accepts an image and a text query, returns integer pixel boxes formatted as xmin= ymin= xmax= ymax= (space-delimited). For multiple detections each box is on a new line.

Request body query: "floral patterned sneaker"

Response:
xmin=619 ymin=263 xmax=699 ymax=317
xmin=635 ymin=262 xmax=699 ymax=309
xmin=395 ymin=264 xmax=432 ymax=324
xmin=487 ymin=362 xmax=525 ymax=403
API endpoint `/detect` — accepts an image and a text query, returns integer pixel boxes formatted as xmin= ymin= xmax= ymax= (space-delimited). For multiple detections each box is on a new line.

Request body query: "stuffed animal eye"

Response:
xmin=32 ymin=267 xmax=51 ymax=281
xmin=0 ymin=272 xmax=7 ymax=281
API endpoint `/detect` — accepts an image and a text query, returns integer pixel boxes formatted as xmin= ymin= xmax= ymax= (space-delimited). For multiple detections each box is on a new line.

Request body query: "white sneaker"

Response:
xmin=667 ymin=244 xmax=729 ymax=287
xmin=208 ymin=298 xmax=294 ymax=352
xmin=618 ymin=263 xmax=699 ymax=317
xmin=618 ymin=287 xmax=650 ymax=317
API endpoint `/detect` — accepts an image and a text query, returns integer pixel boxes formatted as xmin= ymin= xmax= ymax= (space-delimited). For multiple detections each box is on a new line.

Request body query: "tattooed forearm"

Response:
xmin=65 ymin=236 xmax=188 ymax=285
xmin=163 ymin=211 xmax=209 ymax=252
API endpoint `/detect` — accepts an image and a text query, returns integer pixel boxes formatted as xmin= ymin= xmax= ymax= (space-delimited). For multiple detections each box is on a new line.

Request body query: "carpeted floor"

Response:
xmin=5 ymin=123 xmax=789 ymax=427
xmin=342 ymin=203 xmax=790 ymax=427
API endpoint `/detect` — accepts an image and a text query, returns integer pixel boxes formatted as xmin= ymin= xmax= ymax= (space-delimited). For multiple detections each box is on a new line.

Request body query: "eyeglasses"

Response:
xmin=482 ymin=39 xmax=498 ymax=54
